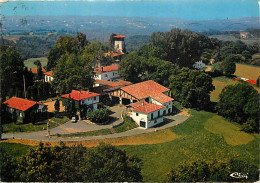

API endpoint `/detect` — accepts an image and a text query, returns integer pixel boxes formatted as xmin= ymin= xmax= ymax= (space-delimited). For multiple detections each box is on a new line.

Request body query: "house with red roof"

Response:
xmin=28 ymin=67 xmax=46 ymax=80
xmin=109 ymin=80 xmax=174 ymax=113
xmin=2 ymin=97 xmax=47 ymax=123
xmin=61 ymin=90 xmax=100 ymax=113
xmin=113 ymin=34 xmax=126 ymax=52
xmin=43 ymin=71 xmax=54 ymax=83
xmin=94 ymin=64 xmax=119 ymax=81
xmin=130 ymin=101 xmax=165 ymax=128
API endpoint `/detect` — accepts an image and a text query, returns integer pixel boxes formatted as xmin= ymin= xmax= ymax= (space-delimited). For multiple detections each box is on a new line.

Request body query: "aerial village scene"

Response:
xmin=0 ymin=0 xmax=259 ymax=182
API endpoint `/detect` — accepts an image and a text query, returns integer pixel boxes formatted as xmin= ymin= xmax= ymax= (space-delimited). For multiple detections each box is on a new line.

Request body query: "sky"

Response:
xmin=1 ymin=0 xmax=259 ymax=20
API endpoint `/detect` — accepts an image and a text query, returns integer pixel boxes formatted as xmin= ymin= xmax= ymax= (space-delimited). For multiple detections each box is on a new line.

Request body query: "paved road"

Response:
xmin=2 ymin=108 xmax=189 ymax=142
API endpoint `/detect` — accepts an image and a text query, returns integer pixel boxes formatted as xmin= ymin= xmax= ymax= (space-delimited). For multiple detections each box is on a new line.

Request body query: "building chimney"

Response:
xmin=101 ymin=67 xmax=104 ymax=72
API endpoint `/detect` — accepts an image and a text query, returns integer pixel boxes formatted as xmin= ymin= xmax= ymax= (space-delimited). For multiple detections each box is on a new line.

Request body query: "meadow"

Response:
xmin=24 ymin=57 xmax=48 ymax=68
xmin=1 ymin=110 xmax=259 ymax=181
xmin=235 ymin=63 xmax=260 ymax=81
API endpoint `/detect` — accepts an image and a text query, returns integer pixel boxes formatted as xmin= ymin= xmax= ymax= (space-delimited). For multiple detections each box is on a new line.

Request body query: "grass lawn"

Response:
xmin=119 ymin=110 xmax=259 ymax=181
xmin=114 ymin=116 xmax=138 ymax=133
xmin=1 ymin=110 xmax=259 ymax=181
xmin=24 ymin=57 xmax=48 ymax=68
xmin=60 ymin=129 xmax=112 ymax=138
xmin=3 ymin=115 xmax=69 ymax=133
xmin=0 ymin=142 xmax=33 ymax=157
xmin=211 ymin=76 xmax=260 ymax=102
xmin=235 ymin=63 xmax=260 ymax=81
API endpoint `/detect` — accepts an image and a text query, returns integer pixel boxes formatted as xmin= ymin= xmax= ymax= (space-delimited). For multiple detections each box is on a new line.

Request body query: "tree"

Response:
xmin=217 ymin=83 xmax=259 ymax=133
xmin=119 ymin=52 xmax=144 ymax=83
xmin=12 ymin=143 xmax=143 ymax=182
xmin=47 ymin=33 xmax=89 ymax=71
xmin=87 ymin=108 xmax=110 ymax=124
xmin=0 ymin=147 xmax=17 ymax=182
xmin=167 ymin=159 xmax=259 ymax=182
xmin=52 ymin=53 xmax=94 ymax=94
xmin=220 ymin=60 xmax=236 ymax=75
xmin=0 ymin=46 xmax=25 ymax=100
xmin=169 ymin=68 xmax=215 ymax=109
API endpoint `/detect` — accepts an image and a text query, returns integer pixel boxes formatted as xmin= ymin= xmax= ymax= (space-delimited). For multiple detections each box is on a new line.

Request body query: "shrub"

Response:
xmin=87 ymin=108 xmax=110 ymax=124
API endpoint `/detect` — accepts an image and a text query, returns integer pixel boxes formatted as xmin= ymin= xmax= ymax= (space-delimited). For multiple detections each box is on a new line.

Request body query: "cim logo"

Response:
xmin=230 ymin=172 xmax=248 ymax=179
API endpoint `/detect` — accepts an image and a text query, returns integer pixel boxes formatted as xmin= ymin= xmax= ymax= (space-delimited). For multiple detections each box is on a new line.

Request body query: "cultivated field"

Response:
xmin=235 ymin=63 xmax=260 ymax=81
xmin=1 ymin=110 xmax=259 ymax=181
xmin=24 ymin=57 xmax=48 ymax=68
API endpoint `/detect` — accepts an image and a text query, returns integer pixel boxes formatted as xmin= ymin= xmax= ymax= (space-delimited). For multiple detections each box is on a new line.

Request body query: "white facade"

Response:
xmin=130 ymin=108 xmax=165 ymax=129
xmin=193 ymin=60 xmax=206 ymax=69
xmin=94 ymin=71 xmax=118 ymax=81
xmin=80 ymin=95 xmax=99 ymax=110
xmin=45 ymin=75 xmax=54 ymax=82
xmin=114 ymin=40 xmax=124 ymax=51
xmin=150 ymin=98 xmax=172 ymax=115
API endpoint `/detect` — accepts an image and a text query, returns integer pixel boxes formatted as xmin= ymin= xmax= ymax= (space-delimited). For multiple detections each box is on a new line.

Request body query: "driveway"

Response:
xmin=1 ymin=107 xmax=189 ymax=142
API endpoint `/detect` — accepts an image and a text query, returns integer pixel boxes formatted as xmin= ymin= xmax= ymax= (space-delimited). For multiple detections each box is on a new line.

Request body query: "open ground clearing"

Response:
xmin=211 ymin=76 xmax=260 ymax=102
xmin=1 ymin=110 xmax=258 ymax=181
xmin=24 ymin=57 xmax=48 ymax=68
xmin=235 ymin=63 xmax=260 ymax=81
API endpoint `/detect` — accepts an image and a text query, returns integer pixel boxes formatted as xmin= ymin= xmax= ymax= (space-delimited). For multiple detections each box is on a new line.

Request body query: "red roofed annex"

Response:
xmin=3 ymin=97 xmax=48 ymax=123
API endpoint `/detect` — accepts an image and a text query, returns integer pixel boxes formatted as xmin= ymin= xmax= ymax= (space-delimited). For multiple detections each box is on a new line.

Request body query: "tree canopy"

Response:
xmin=217 ymin=83 xmax=259 ymax=133
xmin=169 ymin=68 xmax=215 ymax=109
xmin=0 ymin=46 xmax=26 ymax=99
xmin=167 ymin=159 xmax=259 ymax=182
xmin=1 ymin=143 xmax=143 ymax=182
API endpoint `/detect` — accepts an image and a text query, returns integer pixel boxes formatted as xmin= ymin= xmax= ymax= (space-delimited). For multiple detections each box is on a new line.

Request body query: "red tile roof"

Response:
xmin=61 ymin=90 xmax=100 ymax=101
xmin=104 ymin=50 xmax=125 ymax=57
xmin=121 ymin=80 xmax=172 ymax=103
xmin=150 ymin=93 xmax=173 ymax=104
xmin=3 ymin=97 xmax=45 ymax=112
xmin=44 ymin=71 xmax=53 ymax=77
xmin=29 ymin=67 xmax=46 ymax=74
xmin=95 ymin=79 xmax=131 ymax=87
xmin=94 ymin=64 xmax=119 ymax=74
xmin=113 ymin=35 xmax=126 ymax=39
xmin=130 ymin=101 xmax=165 ymax=114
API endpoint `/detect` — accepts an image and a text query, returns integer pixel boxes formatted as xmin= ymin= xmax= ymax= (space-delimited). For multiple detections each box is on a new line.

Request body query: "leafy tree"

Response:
xmin=169 ymin=68 xmax=215 ymax=109
xmin=47 ymin=33 xmax=89 ymax=71
xmin=36 ymin=62 xmax=43 ymax=80
xmin=0 ymin=46 xmax=25 ymax=100
xmin=138 ymin=28 xmax=216 ymax=67
xmin=66 ymin=96 xmax=77 ymax=118
xmin=217 ymin=83 xmax=259 ymax=132
xmin=87 ymin=108 xmax=110 ymax=124
xmin=12 ymin=143 xmax=143 ymax=182
xmin=0 ymin=148 xmax=17 ymax=182
xmin=167 ymin=159 xmax=259 ymax=182
xmin=220 ymin=60 xmax=236 ymax=75
xmin=52 ymin=53 xmax=94 ymax=94
xmin=119 ymin=52 xmax=144 ymax=83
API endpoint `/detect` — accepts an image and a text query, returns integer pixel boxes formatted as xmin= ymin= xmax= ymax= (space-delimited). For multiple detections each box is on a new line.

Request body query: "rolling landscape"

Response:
xmin=0 ymin=0 xmax=259 ymax=182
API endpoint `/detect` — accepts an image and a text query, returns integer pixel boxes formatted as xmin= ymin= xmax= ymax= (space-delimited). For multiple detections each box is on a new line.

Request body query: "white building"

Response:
xmin=44 ymin=71 xmax=54 ymax=82
xmin=130 ymin=101 xmax=165 ymax=128
xmin=94 ymin=65 xmax=119 ymax=81
xmin=113 ymin=34 xmax=126 ymax=52
xmin=193 ymin=60 xmax=206 ymax=69
xmin=61 ymin=90 xmax=100 ymax=111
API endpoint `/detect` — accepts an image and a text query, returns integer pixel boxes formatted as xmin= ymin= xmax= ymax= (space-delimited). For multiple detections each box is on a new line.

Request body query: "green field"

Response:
xmin=3 ymin=116 xmax=69 ymax=133
xmin=1 ymin=110 xmax=258 ymax=181
xmin=24 ymin=57 xmax=48 ymax=68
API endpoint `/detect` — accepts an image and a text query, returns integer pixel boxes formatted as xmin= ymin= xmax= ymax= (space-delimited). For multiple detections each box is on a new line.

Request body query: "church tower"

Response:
xmin=113 ymin=34 xmax=126 ymax=53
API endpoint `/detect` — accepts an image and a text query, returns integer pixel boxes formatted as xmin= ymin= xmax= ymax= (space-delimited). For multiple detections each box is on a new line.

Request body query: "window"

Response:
xmin=113 ymin=72 xmax=114 ymax=76
xmin=94 ymin=97 xmax=97 ymax=100
xmin=104 ymin=74 xmax=108 ymax=77
xmin=158 ymin=111 xmax=160 ymax=117
xmin=136 ymin=113 xmax=139 ymax=116
xmin=151 ymin=113 xmax=153 ymax=120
